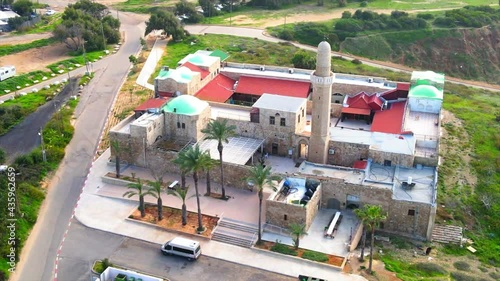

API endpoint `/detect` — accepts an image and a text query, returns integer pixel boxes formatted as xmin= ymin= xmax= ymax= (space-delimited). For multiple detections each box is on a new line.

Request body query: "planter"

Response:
xmin=115 ymin=273 xmax=127 ymax=281
xmin=91 ymin=260 xmax=102 ymax=275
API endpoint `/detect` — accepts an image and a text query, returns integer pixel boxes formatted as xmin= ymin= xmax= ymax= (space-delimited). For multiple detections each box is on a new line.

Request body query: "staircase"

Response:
xmin=431 ymin=224 xmax=463 ymax=244
xmin=212 ymin=217 xmax=259 ymax=248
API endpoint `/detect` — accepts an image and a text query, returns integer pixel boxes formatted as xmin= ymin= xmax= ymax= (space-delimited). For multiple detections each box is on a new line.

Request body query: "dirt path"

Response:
xmin=0 ymin=32 xmax=52 ymax=45
xmin=0 ymin=42 xmax=72 ymax=73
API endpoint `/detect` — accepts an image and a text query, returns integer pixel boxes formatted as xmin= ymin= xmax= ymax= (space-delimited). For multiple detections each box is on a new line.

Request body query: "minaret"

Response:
xmin=308 ymin=41 xmax=334 ymax=164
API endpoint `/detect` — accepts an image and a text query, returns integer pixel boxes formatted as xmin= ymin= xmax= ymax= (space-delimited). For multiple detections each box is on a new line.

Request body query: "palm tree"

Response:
xmin=168 ymin=186 xmax=192 ymax=226
xmin=289 ymin=223 xmax=307 ymax=250
xmin=123 ymin=179 xmax=147 ymax=217
xmin=354 ymin=205 xmax=387 ymax=274
xmin=174 ymin=145 xmax=212 ymax=232
xmin=246 ymin=164 xmax=280 ymax=244
xmin=111 ymin=140 xmax=122 ymax=178
xmin=202 ymin=153 xmax=218 ymax=196
xmin=201 ymin=119 xmax=236 ymax=199
xmin=144 ymin=177 xmax=164 ymax=221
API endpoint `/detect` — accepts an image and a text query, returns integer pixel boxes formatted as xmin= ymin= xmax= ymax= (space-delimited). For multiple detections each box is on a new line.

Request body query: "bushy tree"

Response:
xmin=12 ymin=0 xmax=33 ymax=17
xmin=175 ymin=0 xmax=203 ymax=23
xmin=145 ymin=10 xmax=186 ymax=41
xmin=54 ymin=0 xmax=120 ymax=52
xmin=292 ymin=50 xmax=316 ymax=70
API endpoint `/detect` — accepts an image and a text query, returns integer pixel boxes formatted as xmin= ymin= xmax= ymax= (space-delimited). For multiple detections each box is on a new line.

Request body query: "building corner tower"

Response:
xmin=308 ymin=41 xmax=334 ymax=164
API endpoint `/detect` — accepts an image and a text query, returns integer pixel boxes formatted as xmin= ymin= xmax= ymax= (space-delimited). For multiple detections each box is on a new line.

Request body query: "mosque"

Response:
xmin=110 ymin=41 xmax=444 ymax=243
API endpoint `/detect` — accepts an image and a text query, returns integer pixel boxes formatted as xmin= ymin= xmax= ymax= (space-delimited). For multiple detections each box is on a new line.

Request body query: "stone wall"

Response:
xmin=327 ymin=141 xmax=369 ymax=167
xmin=368 ymin=149 xmax=414 ymax=167
xmin=414 ymin=155 xmax=438 ymax=167
xmin=385 ymin=200 xmax=434 ymax=239
xmin=331 ymin=103 xmax=342 ymax=118
xmin=130 ymin=114 xmax=164 ymax=146
xmin=163 ymin=106 xmax=210 ymax=141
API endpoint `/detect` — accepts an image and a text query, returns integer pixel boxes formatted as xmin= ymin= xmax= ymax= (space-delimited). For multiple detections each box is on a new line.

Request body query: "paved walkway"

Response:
xmin=75 ymin=149 xmax=367 ymax=281
xmin=136 ymin=34 xmax=167 ymax=91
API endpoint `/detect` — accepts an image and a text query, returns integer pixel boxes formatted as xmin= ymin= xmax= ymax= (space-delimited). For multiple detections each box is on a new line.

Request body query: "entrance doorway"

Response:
xmin=299 ymin=142 xmax=309 ymax=159
xmin=272 ymin=143 xmax=278 ymax=155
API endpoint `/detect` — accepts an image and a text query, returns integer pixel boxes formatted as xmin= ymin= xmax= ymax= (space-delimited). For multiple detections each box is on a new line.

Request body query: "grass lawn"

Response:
xmin=13 ymin=14 xmax=63 ymax=35
xmin=0 ymin=38 xmax=56 ymax=57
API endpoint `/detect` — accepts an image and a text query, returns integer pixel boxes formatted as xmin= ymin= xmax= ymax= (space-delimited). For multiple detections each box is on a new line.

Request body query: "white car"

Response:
xmin=45 ymin=10 xmax=56 ymax=15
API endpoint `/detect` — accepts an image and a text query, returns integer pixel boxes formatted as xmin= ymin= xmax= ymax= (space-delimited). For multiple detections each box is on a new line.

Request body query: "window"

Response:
xmin=280 ymin=118 xmax=286 ymax=126
xmin=177 ymin=122 xmax=180 ymax=128
xmin=384 ymin=160 xmax=392 ymax=166
xmin=181 ymin=123 xmax=186 ymax=129
xmin=172 ymin=246 xmax=194 ymax=254
xmin=269 ymin=116 xmax=275 ymax=125
xmin=302 ymin=109 xmax=304 ymax=117
xmin=298 ymin=115 xmax=300 ymax=123
xmin=284 ymin=214 xmax=288 ymax=221
xmin=166 ymin=245 xmax=172 ymax=250
xmin=408 ymin=209 xmax=415 ymax=216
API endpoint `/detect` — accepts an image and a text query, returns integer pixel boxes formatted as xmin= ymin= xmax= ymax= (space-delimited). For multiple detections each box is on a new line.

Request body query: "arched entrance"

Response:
xmin=326 ymin=198 xmax=341 ymax=210
xmin=298 ymin=139 xmax=309 ymax=159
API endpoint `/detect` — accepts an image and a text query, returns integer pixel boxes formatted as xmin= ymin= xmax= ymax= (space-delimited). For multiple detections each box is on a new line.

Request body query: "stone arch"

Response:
xmin=326 ymin=198 xmax=341 ymax=210
xmin=295 ymin=137 xmax=310 ymax=160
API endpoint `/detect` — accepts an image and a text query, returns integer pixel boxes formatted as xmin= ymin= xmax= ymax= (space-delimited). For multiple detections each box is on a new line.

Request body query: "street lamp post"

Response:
xmin=39 ymin=127 xmax=46 ymax=162
xmin=82 ymin=40 xmax=90 ymax=75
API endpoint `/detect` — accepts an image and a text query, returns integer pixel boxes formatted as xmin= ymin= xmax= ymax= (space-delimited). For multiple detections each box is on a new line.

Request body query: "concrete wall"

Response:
xmin=100 ymin=266 xmax=162 ymax=281
xmin=409 ymin=98 xmax=442 ymax=114
xmin=349 ymin=223 xmax=363 ymax=252
xmin=368 ymin=149 xmax=414 ymax=168
xmin=327 ymin=141 xmax=369 ymax=167
xmin=414 ymin=155 xmax=438 ymax=167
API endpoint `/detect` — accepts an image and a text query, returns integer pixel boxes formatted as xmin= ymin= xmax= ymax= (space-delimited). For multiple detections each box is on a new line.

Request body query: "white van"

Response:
xmin=0 ymin=66 xmax=15 ymax=81
xmin=160 ymin=237 xmax=201 ymax=260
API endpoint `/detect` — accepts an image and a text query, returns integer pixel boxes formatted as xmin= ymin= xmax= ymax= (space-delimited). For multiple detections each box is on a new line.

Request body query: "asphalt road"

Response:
xmin=0 ymin=78 xmax=79 ymax=163
xmin=9 ymin=11 xmax=145 ymax=281
xmin=57 ymin=221 xmax=295 ymax=281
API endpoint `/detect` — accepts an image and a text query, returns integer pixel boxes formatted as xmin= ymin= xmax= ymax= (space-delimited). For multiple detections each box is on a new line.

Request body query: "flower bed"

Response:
xmin=128 ymin=204 xmax=219 ymax=238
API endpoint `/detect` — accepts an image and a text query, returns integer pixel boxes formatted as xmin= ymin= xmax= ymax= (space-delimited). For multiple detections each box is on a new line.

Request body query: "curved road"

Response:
xmin=9 ymin=11 xmax=145 ymax=281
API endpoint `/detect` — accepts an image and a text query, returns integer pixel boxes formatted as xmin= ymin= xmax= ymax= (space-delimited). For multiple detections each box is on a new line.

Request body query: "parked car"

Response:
xmin=45 ymin=9 xmax=56 ymax=15
xmin=160 ymin=237 xmax=201 ymax=260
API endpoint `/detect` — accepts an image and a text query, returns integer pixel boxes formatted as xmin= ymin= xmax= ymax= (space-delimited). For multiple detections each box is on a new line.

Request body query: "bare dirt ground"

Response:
xmin=0 ymin=32 xmax=52 ymax=45
xmin=0 ymin=42 xmax=72 ymax=73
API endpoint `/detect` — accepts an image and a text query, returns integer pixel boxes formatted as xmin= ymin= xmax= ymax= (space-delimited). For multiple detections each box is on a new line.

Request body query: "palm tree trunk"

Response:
xmin=368 ymin=226 xmax=375 ymax=274
xmin=181 ymin=171 xmax=186 ymax=189
xmin=205 ymin=170 xmax=211 ymax=196
xmin=295 ymin=235 xmax=299 ymax=250
xmin=181 ymin=203 xmax=187 ymax=225
xmin=258 ymin=189 xmax=263 ymax=244
xmin=115 ymin=156 xmax=120 ymax=178
xmin=193 ymin=172 xmax=204 ymax=232
xmin=218 ymin=142 xmax=225 ymax=199
xmin=139 ymin=195 xmax=145 ymax=217
xmin=360 ymin=228 xmax=366 ymax=262
xmin=158 ymin=197 xmax=163 ymax=221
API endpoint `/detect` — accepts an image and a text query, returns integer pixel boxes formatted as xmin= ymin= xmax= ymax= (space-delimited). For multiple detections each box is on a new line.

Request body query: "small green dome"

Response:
xmin=409 ymin=85 xmax=443 ymax=100
xmin=163 ymin=95 xmax=208 ymax=115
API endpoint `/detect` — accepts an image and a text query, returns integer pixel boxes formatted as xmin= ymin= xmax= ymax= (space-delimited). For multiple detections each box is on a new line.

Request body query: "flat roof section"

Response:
xmin=197 ymin=136 xmax=265 ymax=165
xmin=252 ymin=94 xmax=306 ymax=112
xmin=235 ymin=76 xmax=310 ymax=98
xmin=392 ymin=165 xmax=437 ymax=204
xmin=195 ymin=74 xmax=235 ymax=103
xmin=404 ymin=111 xmax=440 ymax=138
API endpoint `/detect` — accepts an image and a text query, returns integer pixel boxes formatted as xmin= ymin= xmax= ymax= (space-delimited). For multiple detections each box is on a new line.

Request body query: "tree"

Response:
xmin=174 ymin=145 xmax=212 ymax=232
xmin=201 ymin=153 xmax=218 ymax=196
xmin=168 ymin=186 xmax=192 ymax=225
xmin=110 ymin=140 xmax=122 ymax=178
xmin=175 ymin=0 xmax=203 ymax=23
xmin=245 ymin=164 xmax=280 ymax=244
xmin=123 ymin=179 xmax=147 ymax=218
xmin=289 ymin=223 xmax=307 ymax=250
xmin=145 ymin=10 xmax=186 ymax=41
xmin=129 ymin=55 xmax=138 ymax=65
xmin=201 ymin=119 xmax=236 ymax=199
xmin=354 ymin=205 xmax=387 ymax=274
xmin=144 ymin=177 xmax=164 ymax=221
xmin=12 ymin=0 xmax=33 ymax=17
xmin=337 ymin=0 xmax=346 ymax=8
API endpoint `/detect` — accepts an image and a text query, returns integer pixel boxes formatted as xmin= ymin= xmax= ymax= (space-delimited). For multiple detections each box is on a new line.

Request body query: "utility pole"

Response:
xmin=82 ymin=40 xmax=90 ymax=75
xmin=39 ymin=127 xmax=46 ymax=162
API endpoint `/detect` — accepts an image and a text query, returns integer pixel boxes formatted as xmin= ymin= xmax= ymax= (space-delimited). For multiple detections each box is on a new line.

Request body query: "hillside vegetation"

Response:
xmin=271 ymin=5 xmax=500 ymax=84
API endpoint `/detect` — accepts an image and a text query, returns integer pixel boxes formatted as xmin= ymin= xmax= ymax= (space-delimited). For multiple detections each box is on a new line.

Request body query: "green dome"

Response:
xmin=409 ymin=85 xmax=443 ymax=100
xmin=163 ymin=95 xmax=208 ymax=115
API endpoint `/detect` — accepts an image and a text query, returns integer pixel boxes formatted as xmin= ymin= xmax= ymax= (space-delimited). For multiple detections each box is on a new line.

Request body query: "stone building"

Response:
xmin=110 ymin=42 xmax=444 ymax=241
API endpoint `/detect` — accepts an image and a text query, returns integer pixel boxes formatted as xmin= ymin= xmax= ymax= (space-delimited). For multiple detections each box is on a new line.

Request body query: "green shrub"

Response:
xmin=360 ymin=1 xmax=367 ymax=7
xmin=453 ymin=261 xmax=471 ymax=271
xmin=302 ymin=250 xmax=328 ymax=262
xmin=489 ymin=272 xmax=500 ymax=279
xmin=270 ymin=241 xmax=297 ymax=256
xmin=451 ymin=271 xmax=477 ymax=281
xmin=412 ymin=263 xmax=448 ymax=276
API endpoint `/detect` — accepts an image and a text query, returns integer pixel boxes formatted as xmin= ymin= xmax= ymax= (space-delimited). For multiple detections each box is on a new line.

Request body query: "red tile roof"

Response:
xmin=235 ymin=76 xmax=310 ymax=98
xmin=342 ymin=107 xmax=371 ymax=115
xmin=195 ymin=74 xmax=235 ymax=103
xmin=346 ymin=92 xmax=383 ymax=111
xmin=134 ymin=98 xmax=169 ymax=112
xmin=158 ymin=91 xmax=174 ymax=98
xmin=182 ymin=61 xmax=210 ymax=80
xmin=371 ymin=101 xmax=407 ymax=134
xmin=380 ymin=83 xmax=410 ymax=100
